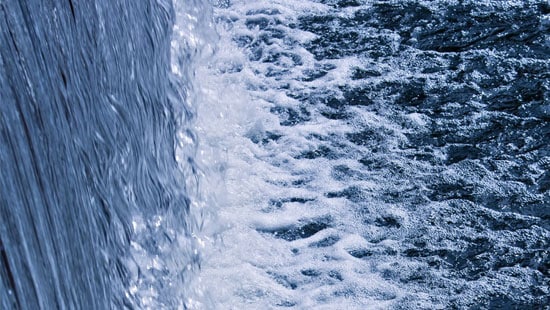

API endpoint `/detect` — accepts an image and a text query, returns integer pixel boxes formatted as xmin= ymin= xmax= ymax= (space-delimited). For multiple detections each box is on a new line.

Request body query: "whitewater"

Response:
xmin=1 ymin=0 xmax=549 ymax=309
xmin=197 ymin=0 xmax=549 ymax=308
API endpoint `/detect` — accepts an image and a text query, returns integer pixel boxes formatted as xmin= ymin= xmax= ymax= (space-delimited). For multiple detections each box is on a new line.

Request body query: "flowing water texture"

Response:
xmin=1 ymin=0 xmax=549 ymax=309
xmin=200 ymin=0 xmax=550 ymax=308
xmin=0 ymin=0 xmax=211 ymax=308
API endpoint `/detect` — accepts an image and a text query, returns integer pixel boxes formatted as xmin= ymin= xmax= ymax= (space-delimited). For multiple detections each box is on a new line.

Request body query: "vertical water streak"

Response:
xmin=0 ymin=0 xmax=207 ymax=308
xmin=170 ymin=0 xmax=222 ymax=307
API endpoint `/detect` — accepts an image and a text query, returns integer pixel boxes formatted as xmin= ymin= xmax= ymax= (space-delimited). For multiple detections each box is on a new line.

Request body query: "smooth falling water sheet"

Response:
xmin=0 ymin=0 xmax=206 ymax=308
xmin=1 ymin=0 xmax=550 ymax=309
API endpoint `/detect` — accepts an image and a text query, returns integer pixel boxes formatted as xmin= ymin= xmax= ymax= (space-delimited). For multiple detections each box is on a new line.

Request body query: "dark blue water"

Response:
xmin=1 ymin=0 xmax=549 ymax=309
xmin=205 ymin=0 xmax=550 ymax=308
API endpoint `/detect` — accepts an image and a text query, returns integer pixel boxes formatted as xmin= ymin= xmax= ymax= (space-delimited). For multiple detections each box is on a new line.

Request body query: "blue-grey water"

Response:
xmin=0 ymin=1 xmax=204 ymax=308
xmin=1 ymin=0 xmax=549 ymax=309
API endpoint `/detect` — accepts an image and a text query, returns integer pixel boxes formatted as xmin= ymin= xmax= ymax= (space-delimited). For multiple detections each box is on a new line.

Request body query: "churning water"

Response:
xmin=1 ymin=0 xmax=549 ymax=309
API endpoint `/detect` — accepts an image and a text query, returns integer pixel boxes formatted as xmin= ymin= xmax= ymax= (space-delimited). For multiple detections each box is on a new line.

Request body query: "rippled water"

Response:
xmin=1 ymin=0 xmax=549 ymax=309
xmin=201 ymin=0 xmax=549 ymax=308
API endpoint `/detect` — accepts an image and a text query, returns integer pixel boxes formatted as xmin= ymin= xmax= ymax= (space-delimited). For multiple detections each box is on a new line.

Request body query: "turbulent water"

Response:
xmin=1 ymin=0 xmax=549 ymax=309
xmin=200 ymin=0 xmax=550 ymax=309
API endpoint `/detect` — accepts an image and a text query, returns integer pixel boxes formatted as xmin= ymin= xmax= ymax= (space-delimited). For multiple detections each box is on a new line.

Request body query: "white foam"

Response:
xmin=189 ymin=0 xmax=550 ymax=308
